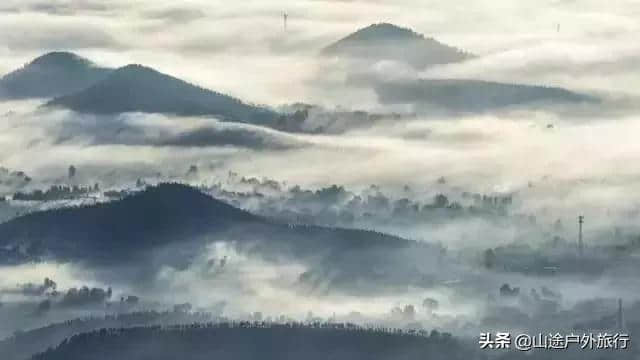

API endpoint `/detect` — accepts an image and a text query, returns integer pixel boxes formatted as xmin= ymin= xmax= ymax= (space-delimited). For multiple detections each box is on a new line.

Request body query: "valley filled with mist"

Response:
xmin=1 ymin=1 xmax=640 ymax=359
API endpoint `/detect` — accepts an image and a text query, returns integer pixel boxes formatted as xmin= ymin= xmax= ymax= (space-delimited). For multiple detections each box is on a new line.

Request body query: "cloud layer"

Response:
xmin=2 ymin=0 xmax=640 ymax=105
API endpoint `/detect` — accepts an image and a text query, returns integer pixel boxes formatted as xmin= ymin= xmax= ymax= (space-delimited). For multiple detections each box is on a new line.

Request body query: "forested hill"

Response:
xmin=0 ymin=183 xmax=417 ymax=268
xmin=0 ymin=311 xmax=215 ymax=360
xmin=47 ymin=64 xmax=281 ymax=125
xmin=0 ymin=183 xmax=259 ymax=264
xmin=323 ymin=23 xmax=472 ymax=69
xmin=0 ymin=52 xmax=112 ymax=99
xmin=31 ymin=323 xmax=481 ymax=360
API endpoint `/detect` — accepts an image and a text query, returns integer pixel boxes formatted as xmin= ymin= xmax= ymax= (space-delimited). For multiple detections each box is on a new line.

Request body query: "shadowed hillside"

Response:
xmin=323 ymin=23 xmax=472 ymax=69
xmin=31 ymin=323 xmax=481 ymax=360
xmin=0 ymin=183 xmax=439 ymax=293
xmin=0 ymin=311 xmax=215 ymax=360
xmin=0 ymin=52 xmax=112 ymax=99
xmin=376 ymin=79 xmax=597 ymax=111
xmin=47 ymin=64 xmax=281 ymax=124
xmin=0 ymin=183 xmax=258 ymax=264
xmin=0 ymin=184 xmax=419 ymax=273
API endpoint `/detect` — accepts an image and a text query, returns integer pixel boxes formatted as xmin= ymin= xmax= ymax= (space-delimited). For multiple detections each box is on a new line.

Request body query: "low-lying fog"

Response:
xmin=3 ymin=100 xmax=640 ymax=224
xmin=2 ymin=97 xmax=640 ymax=339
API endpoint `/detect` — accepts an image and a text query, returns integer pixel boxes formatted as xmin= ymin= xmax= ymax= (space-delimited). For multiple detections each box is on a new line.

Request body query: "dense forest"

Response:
xmin=0 ymin=183 xmax=415 ymax=262
xmin=0 ymin=311 xmax=215 ymax=360
xmin=32 ymin=323 xmax=481 ymax=360
xmin=0 ymin=183 xmax=259 ymax=264
xmin=0 ymin=183 xmax=437 ymax=293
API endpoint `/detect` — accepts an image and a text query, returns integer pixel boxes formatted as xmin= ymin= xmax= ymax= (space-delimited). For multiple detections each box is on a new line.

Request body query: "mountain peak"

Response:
xmin=114 ymin=183 xmax=258 ymax=222
xmin=346 ymin=23 xmax=424 ymax=42
xmin=116 ymin=63 xmax=156 ymax=73
xmin=0 ymin=183 xmax=259 ymax=264
xmin=47 ymin=64 xmax=280 ymax=124
xmin=131 ymin=183 xmax=238 ymax=209
xmin=0 ymin=52 xmax=112 ymax=99
xmin=323 ymin=23 xmax=472 ymax=69
xmin=29 ymin=51 xmax=94 ymax=68
xmin=105 ymin=64 xmax=165 ymax=83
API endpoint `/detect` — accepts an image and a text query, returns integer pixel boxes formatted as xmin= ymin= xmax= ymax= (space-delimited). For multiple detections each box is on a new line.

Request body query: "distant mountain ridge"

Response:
xmin=2 ymin=50 xmax=596 ymax=127
xmin=0 ymin=52 xmax=285 ymax=126
xmin=375 ymin=79 xmax=598 ymax=111
xmin=323 ymin=23 xmax=472 ymax=69
xmin=47 ymin=64 xmax=281 ymax=124
xmin=0 ymin=52 xmax=112 ymax=99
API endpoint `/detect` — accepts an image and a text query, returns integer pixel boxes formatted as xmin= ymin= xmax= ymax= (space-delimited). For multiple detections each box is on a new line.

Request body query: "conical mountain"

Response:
xmin=323 ymin=23 xmax=472 ymax=69
xmin=48 ymin=64 xmax=280 ymax=124
xmin=0 ymin=52 xmax=112 ymax=99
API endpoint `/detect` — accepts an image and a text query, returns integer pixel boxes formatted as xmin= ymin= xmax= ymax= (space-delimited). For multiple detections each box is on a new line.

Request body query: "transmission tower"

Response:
xmin=578 ymin=215 xmax=584 ymax=256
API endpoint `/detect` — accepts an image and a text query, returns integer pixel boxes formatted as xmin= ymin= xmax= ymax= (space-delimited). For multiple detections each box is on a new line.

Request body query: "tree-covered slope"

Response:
xmin=323 ymin=23 xmax=472 ymax=69
xmin=47 ymin=64 xmax=280 ymax=125
xmin=31 ymin=324 xmax=479 ymax=360
xmin=0 ymin=52 xmax=112 ymax=99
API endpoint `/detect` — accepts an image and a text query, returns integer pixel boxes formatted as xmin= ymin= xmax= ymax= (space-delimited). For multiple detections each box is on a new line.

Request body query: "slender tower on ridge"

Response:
xmin=578 ymin=215 xmax=584 ymax=256
xmin=617 ymin=298 xmax=625 ymax=331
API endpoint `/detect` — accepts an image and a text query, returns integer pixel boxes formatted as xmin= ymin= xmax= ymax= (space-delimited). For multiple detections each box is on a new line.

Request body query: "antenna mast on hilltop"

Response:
xmin=283 ymin=12 xmax=288 ymax=31
xmin=617 ymin=298 xmax=625 ymax=330
xmin=578 ymin=215 xmax=584 ymax=256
